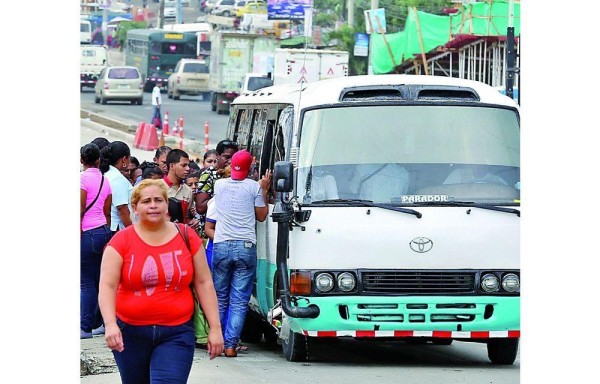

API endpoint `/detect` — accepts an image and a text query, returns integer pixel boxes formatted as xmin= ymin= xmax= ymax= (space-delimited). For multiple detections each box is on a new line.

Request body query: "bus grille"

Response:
xmin=361 ymin=271 xmax=475 ymax=295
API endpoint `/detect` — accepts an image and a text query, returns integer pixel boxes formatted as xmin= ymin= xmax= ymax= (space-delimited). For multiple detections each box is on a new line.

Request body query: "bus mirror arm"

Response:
xmin=273 ymin=201 xmax=320 ymax=319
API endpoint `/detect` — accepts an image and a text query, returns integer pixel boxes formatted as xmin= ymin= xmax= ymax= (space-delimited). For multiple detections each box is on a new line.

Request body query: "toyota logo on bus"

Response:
xmin=410 ymin=237 xmax=433 ymax=253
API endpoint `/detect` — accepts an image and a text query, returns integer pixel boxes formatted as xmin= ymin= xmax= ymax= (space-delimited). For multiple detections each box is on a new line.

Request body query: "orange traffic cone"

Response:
xmin=204 ymin=121 xmax=209 ymax=152
xmin=163 ymin=111 xmax=170 ymax=135
xmin=172 ymin=119 xmax=179 ymax=135
xmin=178 ymin=123 xmax=184 ymax=150
xmin=159 ymin=129 xmax=165 ymax=147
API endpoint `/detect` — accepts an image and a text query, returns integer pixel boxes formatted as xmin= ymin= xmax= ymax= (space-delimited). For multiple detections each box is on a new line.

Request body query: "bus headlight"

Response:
xmin=502 ymin=273 xmax=520 ymax=292
xmin=315 ymin=273 xmax=334 ymax=293
xmin=481 ymin=273 xmax=500 ymax=292
xmin=337 ymin=272 xmax=356 ymax=292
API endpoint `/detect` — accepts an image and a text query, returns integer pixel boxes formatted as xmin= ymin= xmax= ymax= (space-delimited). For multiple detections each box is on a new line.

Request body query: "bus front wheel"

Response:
xmin=282 ymin=327 xmax=308 ymax=362
xmin=487 ymin=338 xmax=519 ymax=365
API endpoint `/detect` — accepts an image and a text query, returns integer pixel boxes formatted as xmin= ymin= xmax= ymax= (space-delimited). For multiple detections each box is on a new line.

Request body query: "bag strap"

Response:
xmin=84 ymin=175 xmax=104 ymax=214
xmin=174 ymin=223 xmax=190 ymax=252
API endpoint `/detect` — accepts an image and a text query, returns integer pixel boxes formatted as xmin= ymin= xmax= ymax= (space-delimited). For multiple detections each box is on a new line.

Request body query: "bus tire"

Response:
xmin=487 ymin=338 xmax=519 ymax=365
xmin=137 ymin=98 xmax=143 ymax=105
xmin=282 ymin=328 xmax=308 ymax=362
xmin=94 ymin=95 xmax=100 ymax=104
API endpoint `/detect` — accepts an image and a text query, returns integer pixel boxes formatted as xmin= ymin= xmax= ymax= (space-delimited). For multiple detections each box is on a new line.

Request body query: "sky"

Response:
xmin=3 ymin=0 xmax=599 ymax=381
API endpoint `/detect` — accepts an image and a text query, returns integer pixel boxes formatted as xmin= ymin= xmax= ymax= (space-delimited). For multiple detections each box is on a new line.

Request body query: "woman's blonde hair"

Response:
xmin=130 ymin=178 xmax=168 ymax=207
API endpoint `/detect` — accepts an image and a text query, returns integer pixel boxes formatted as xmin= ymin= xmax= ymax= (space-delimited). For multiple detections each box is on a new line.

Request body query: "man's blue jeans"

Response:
xmin=80 ymin=224 xmax=112 ymax=332
xmin=151 ymin=106 xmax=161 ymax=127
xmin=112 ymin=318 xmax=195 ymax=384
xmin=212 ymin=240 xmax=257 ymax=349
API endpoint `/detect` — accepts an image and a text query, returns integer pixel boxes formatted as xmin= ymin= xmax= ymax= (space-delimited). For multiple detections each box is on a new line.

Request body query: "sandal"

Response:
xmin=235 ymin=343 xmax=248 ymax=352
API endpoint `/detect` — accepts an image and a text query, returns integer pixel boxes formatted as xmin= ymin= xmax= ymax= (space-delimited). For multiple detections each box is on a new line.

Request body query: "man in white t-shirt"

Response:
xmin=151 ymin=82 xmax=162 ymax=129
xmin=211 ymin=150 xmax=271 ymax=357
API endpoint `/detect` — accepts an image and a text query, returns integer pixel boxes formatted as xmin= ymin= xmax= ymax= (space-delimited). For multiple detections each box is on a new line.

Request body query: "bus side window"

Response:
xmin=236 ymin=108 xmax=253 ymax=149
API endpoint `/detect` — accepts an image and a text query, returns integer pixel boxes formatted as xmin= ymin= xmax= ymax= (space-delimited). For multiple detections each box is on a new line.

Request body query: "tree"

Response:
xmin=313 ymin=0 xmax=453 ymax=75
xmin=116 ymin=21 xmax=148 ymax=51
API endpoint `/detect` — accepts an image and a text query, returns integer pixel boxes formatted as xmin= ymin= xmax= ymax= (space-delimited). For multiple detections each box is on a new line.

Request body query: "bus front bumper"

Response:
xmin=285 ymin=295 xmax=520 ymax=339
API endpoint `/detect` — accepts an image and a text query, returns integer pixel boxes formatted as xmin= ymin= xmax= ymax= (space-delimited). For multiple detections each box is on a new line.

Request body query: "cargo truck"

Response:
xmin=209 ymin=31 xmax=278 ymax=114
xmin=80 ymin=45 xmax=109 ymax=91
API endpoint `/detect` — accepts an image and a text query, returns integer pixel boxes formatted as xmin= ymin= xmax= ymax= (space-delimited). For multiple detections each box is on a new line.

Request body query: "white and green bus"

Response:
xmin=225 ymin=74 xmax=520 ymax=364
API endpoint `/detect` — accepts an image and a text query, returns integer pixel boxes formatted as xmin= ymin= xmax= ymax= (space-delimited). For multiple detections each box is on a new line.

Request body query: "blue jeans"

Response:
xmin=113 ymin=318 xmax=195 ymax=384
xmin=151 ymin=106 xmax=161 ymax=127
xmin=212 ymin=240 xmax=257 ymax=349
xmin=80 ymin=224 xmax=112 ymax=332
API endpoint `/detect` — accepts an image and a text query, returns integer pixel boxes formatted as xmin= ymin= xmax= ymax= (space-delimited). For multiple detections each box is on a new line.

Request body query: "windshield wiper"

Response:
xmin=417 ymin=201 xmax=520 ymax=217
xmin=310 ymin=199 xmax=422 ymax=218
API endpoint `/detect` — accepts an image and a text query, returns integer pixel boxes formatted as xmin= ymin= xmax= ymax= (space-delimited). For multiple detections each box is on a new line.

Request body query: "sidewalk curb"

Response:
xmin=81 ymin=109 xmax=205 ymax=159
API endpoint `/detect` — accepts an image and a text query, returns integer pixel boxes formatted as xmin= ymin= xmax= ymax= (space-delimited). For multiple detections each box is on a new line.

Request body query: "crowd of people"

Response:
xmin=81 ymin=136 xmax=271 ymax=382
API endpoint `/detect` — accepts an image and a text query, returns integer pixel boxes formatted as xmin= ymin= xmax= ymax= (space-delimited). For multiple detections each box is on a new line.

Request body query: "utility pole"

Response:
xmin=348 ymin=0 xmax=354 ymax=27
xmin=159 ymin=0 xmax=165 ymax=28
xmin=367 ymin=0 xmax=378 ymax=75
xmin=506 ymin=0 xmax=518 ymax=102
xmin=176 ymin=0 xmax=183 ymax=24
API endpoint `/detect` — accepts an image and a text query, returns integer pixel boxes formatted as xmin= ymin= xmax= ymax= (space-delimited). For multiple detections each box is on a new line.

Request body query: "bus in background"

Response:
xmin=226 ymin=75 xmax=521 ymax=365
xmin=124 ymin=29 xmax=197 ymax=92
xmin=80 ymin=18 xmax=92 ymax=44
xmin=162 ymin=22 xmax=213 ymax=59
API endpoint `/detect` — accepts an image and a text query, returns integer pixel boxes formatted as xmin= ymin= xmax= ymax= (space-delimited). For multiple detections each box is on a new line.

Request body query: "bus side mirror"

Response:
xmin=273 ymin=161 xmax=293 ymax=192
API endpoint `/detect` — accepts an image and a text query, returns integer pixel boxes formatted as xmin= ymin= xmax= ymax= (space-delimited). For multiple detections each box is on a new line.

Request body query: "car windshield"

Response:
xmin=108 ymin=68 xmax=139 ymax=79
xmin=183 ymin=62 xmax=209 ymax=73
xmin=247 ymin=76 xmax=272 ymax=91
xmin=296 ymin=105 xmax=520 ymax=205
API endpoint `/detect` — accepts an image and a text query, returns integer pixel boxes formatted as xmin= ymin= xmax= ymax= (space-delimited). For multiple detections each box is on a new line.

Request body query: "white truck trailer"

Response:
xmin=209 ymin=31 xmax=278 ymax=114
xmin=272 ymin=48 xmax=349 ymax=86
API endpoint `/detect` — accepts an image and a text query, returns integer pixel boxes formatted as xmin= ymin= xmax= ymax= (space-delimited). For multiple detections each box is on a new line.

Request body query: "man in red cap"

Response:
xmin=211 ymin=150 xmax=271 ymax=358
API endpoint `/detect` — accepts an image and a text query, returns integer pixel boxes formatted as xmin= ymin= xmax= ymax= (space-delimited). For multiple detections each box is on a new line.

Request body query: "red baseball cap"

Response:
xmin=230 ymin=150 xmax=252 ymax=180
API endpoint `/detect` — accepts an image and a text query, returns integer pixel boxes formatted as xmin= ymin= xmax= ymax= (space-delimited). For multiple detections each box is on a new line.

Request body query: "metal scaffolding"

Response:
xmin=400 ymin=37 xmax=519 ymax=90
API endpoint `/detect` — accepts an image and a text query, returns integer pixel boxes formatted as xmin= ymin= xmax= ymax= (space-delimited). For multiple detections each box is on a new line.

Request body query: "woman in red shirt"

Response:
xmin=99 ymin=179 xmax=223 ymax=383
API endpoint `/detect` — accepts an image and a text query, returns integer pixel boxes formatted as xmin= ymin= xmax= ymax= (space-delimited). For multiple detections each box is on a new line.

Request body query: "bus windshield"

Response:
xmin=296 ymin=105 xmax=520 ymax=205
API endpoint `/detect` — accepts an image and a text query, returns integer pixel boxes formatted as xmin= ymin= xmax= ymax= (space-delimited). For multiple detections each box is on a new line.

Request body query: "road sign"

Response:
xmin=354 ymin=32 xmax=369 ymax=57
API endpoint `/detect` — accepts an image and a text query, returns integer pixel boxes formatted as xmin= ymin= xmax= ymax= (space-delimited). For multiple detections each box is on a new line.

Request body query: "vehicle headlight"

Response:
xmin=315 ymin=273 xmax=334 ymax=293
xmin=481 ymin=273 xmax=500 ymax=292
xmin=337 ymin=272 xmax=356 ymax=292
xmin=502 ymin=273 xmax=520 ymax=292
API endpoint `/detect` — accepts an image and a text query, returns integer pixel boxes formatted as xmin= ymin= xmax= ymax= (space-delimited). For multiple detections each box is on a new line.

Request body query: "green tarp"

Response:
xmin=371 ymin=0 xmax=521 ymax=74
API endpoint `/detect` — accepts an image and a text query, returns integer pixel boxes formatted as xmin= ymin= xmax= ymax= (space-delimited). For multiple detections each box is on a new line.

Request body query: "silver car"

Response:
xmin=94 ymin=66 xmax=144 ymax=105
